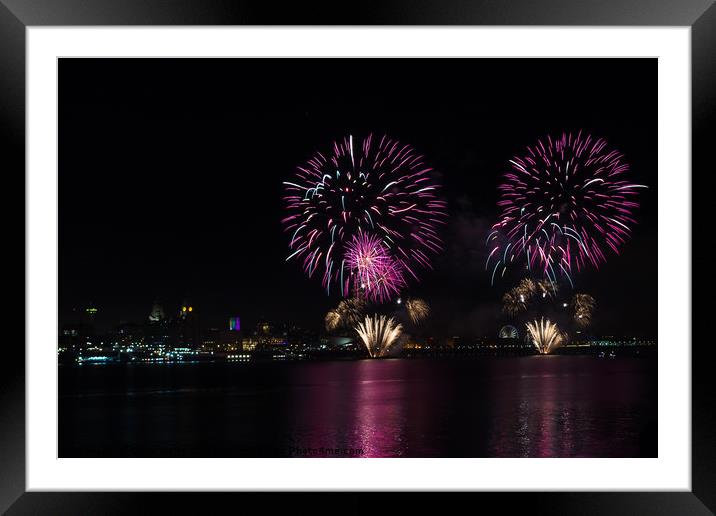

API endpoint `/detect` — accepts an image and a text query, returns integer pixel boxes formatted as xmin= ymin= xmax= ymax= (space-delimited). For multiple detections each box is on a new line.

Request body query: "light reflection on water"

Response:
xmin=60 ymin=355 xmax=656 ymax=458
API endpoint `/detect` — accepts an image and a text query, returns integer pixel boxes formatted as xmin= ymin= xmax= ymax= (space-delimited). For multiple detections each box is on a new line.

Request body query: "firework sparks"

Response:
xmin=517 ymin=278 xmax=537 ymax=298
xmin=355 ymin=314 xmax=403 ymax=358
xmin=405 ymin=298 xmax=430 ymax=325
xmin=487 ymin=131 xmax=645 ymax=285
xmin=526 ymin=318 xmax=565 ymax=354
xmin=325 ymin=309 xmax=342 ymax=332
xmin=345 ymin=233 xmax=407 ymax=302
xmin=283 ymin=134 xmax=447 ymax=295
xmin=502 ymin=278 xmax=537 ymax=316
xmin=502 ymin=289 xmax=528 ymax=317
xmin=325 ymin=297 xmax=366 ymax=332
xmin=572 ymin=293 xmax=596 ymax=327
xmin=536 ymin=279 xmax=558 ymax=299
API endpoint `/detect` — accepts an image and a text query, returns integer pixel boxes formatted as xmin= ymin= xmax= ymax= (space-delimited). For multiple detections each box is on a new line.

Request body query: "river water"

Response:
xmin=59 ymin=355 xmax=657 ymax=457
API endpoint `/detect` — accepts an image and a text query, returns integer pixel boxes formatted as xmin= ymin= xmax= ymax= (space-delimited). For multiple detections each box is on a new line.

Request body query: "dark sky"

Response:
xmin=59 ymin=58 xmax=657 ymax=337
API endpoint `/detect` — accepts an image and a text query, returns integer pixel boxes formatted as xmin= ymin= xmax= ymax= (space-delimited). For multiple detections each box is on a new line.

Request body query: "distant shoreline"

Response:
xmin=58 ymin=344 xmax=656 ymax=367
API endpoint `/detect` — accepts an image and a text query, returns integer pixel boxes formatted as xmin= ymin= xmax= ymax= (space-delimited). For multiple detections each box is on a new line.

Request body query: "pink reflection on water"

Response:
xmin=351 ymin=359 xmax=408 ymax=457
xmin=285 ymin=359 xmax=409 ymax=457
xmin=489 ymin=355 xmax=579 ymax=457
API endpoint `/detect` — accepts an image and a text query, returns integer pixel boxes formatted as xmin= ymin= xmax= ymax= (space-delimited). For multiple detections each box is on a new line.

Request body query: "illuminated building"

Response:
xmin=201 ymin=327 xmax=241 ymax=353
xmin=114 ymin=322 xmax=145 ymax=350
xmin=58 ymin=323 xmax=95 ymax=354
xmin=178 ymin=302 xmax=195 ymax=320
xmin=145 ymin=300 xmax=171 ymax=353
xmin=241 ymin=337 xmax=258 ymax=352
xmin=252 ymin=321 xmax=287 ymax=350
xmin=257 ymin=321 xmax=271 ymax=335
xmin=328 ymin=336 xmax=354 ymax=348
xmin=219 ymin=330 xmax=241 ymax=352
xmin=285 ymin=324 xmax=320 ymax=350
xmin=403 ymin=340 xmax=425 ymax=350
xmin=226 ymin=353 xmax=251 ymax=362
xmin=148 ymin=300 xmax=165 ymax=323
xmin=85 ymin=305 xmax=98 ymax=323
xmin=172 ymin=300 xmax=199 ymax=350
xmin=201 ymin=327 xmax=220 ymax=351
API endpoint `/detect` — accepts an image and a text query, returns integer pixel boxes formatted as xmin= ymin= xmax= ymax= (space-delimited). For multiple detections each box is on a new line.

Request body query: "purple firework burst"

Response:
xmin=282 ymin=134 xmax=447 ymax=296
xmin=487 ymin=131 xmax=645 ymax=285
xmin=344 ymin=232 xmax=407 ymax=303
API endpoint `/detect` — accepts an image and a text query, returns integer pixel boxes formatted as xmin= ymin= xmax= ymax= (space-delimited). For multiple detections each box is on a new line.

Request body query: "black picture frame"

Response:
xmin=2 ymin=1 xmax=711 ymax=513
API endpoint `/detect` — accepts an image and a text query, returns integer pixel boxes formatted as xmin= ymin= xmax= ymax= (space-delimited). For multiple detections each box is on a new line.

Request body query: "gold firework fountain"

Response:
xmin=355 ymin=314 xmax=403 ymax=358
xmin=526 ymin=318 xmax=565 ymax=355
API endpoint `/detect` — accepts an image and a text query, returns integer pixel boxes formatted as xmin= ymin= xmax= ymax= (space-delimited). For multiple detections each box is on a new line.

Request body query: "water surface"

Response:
xmin=59 ymin=355 xmax=657 ymax=457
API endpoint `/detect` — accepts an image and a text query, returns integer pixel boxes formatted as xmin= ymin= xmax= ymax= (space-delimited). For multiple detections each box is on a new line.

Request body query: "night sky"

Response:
xmin=59 ymin=58 xmax=657 ymax=337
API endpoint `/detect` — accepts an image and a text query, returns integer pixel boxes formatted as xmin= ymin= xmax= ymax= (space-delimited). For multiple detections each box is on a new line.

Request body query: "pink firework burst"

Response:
xmin=282 ymin=134 xmax=447 ymax=296
xmin=487 ymin=131 xmax=646 ymax=286
xmin=344 ymin=233 xmax=406 ymax=303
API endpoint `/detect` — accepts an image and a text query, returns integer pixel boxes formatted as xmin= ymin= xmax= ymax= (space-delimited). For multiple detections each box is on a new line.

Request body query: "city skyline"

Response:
xmin=60 ymin=296 xmax=658 ymax=341
xmin=59 ymin=294 xmax=656 ymax=367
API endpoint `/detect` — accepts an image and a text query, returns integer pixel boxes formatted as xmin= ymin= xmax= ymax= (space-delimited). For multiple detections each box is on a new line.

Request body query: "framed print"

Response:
xmin=3 ymin=0 xmax=712 ymax=513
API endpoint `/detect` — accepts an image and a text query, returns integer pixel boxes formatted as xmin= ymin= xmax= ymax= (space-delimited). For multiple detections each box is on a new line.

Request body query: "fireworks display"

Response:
xmin=405 ymin=298 xmax=430 ymax=325
xmin=355 ymin=314 xmax=404 ymax=358
xmin=502 ymin=278 xmax=556 ymax=316
xmin=324 ymin=309 xmax=342 ymax=332
xmin=572 ymin=293 xmax=596 ymax=328
xmin=536 ymin=279 xmax=557 ymax=299
xmin=487 ymin=131 xmax=645 ymax=285
xmin=283 ymin=134 xmax=447 ymax=296
xmin=502 ymin=288 xmax=529 ymax=317
xmin=526 ymin=318 xmax=565 ymax=354
xmin=291 ymin=131 xmax=634 ymax=348
xmin=325 ymin=297 xmax=366 ymax=332
xmin=516 ymin=278 xmax=536 ymax=298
